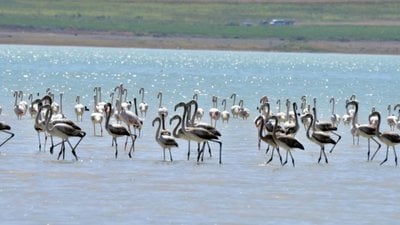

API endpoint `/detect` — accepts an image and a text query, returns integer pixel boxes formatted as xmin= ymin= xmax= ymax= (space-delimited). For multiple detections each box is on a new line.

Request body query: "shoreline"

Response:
xmin=0 ymin=29 xmax=399 ymax=55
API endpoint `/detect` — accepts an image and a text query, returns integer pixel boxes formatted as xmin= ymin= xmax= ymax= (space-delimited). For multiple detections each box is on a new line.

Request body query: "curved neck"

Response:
xmin=153 ymin=118 xmax=161 ymax=141
xmin=171 ymin=116 xmax=181 ymax=138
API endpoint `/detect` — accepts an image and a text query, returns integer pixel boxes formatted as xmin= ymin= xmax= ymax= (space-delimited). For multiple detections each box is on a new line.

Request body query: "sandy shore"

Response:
xmin=0 ymin=29 xmax=399 ymax=55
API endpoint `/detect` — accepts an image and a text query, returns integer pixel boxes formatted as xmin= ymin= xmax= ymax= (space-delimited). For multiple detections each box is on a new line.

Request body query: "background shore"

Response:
xmin=1 ymin=29 xmax=399 ymax=55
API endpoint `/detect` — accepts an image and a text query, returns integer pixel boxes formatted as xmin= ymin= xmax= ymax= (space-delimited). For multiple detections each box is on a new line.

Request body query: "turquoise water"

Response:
xmin=1 ymin=45 xmax=400 ymax=224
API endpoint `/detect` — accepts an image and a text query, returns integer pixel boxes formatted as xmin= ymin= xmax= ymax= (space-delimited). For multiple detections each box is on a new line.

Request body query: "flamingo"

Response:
xmin=138 ymin=87 xmax=149 ymax=117
xmin=312 ymin=100 xmax=341 ymax=153
xmin=238 ymin=99 xmax=250 ymax=120
xmin=90 ymin=95 xmax=103 ymax=137
xmin=43 ymin=104 xmax=86 ymax=160
xmin=230 ymin=93 xmax=240 ymax=118
xmin=270 ymin=115 xmax=304 ymax=167
xmin=157 ymin=91 xmax=168 ymax=118
xmin=346 ymin=100 xmax=381 ymax=161
xmin=13 ymin=90 xmax=27 ymax=120
xmin=104 ymin=103 xmax=136 ymax=158
xmin=395 ymin=104 xmax=400 ymax=131
xmin=255 ymin=115 xmax=282 ymax=165
xmin=0 ymin=121 xmax=14 ymax=147
xmin=209 ymin=96 xmax=221 ymax=127
xmin=28 ymin=93 xmax=40 ymax=118
xmin=221 ymin=99 xmax=230 ymax=123
xmin=275 ymin=99 xmax=286 ymax=123
xmin=118 ymin=91 xmax=143 ymax=145
xmin=175 ymin=102 xmax=222 ymax=164
xmin=342 ymin=99 xmax=353 ymax=126
xmin=74 ymin=96 xmax=88 ymax=122
xmin=170 ymin=114 xmax=194 ymax=160
xmin=330 ymin=97 xmax=340 ymax=127
xmin=386 ymin=104 xmax=397 ymax=131
xmin=187 ymin=99 xmax=221 ymax=159
xmin=34 ymin=100 xmax=48 ymax=151
xmin=284 ymin=102 xmax=300 ymax=137
xmin=193 ymin=93 xmax=204 ymax=122
xmin=370 ymin=111 xmax=400 ymax=165
xmin=303 ymin=112 xmax=336 ymax=164
xmin=94 ymin=87 xmax=107 ymax=113
xmin=152 ymin=116 xmax=178 ymax=161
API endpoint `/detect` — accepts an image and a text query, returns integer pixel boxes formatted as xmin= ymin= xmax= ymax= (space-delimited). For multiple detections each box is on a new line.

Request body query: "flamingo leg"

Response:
xmin=168 ymin=148 xmax=173 ymax=161
xmin=0 ymin=131 xmax=14 ymax=147
xmin=380 ymin=146 xmax=389 ymax=165
xmin=370 ymin=137 xmax=381 ymax=161
xmin=329 ymin=131 xmax=341 ymax=153
xmin=266 ymin=147 xmax=275 ymax=164
xmin=393 ymin=146 xmax=398 ymax=166
xmin=128 ymin=135 xmax=136 ymax=158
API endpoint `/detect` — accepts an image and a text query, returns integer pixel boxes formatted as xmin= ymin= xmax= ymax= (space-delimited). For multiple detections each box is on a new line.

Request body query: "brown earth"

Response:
xmin=0 ymin=28 xmax=399 ymax=55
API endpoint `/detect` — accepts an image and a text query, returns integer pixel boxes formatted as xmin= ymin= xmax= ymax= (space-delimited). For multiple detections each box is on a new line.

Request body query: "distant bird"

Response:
xmin=346 ymin=100 xmax=381 ymax=161
xmin=152 ymin=116 xmax=178 ymax=161
xmin=28 ymin=93 xmax=40 ymax=118
xmin=157 ymin=91 xmax=168 ymax=118
xmin=230 ymin=93 xmax=240 ymax=118
xmin=193 ymin=93 xmax=204 ymax=122
xmin=386 ymin=104 xmax=397 ymax=131
xmin=221 ymin=99 xmax=230 ymax=123
xmin=270 ymin=115 xmax=304 ymax=167
xmin=330 ymin=97 xmax=341 ymax=127
xmin=0 ymin=121 xmax=14 ymax=147
xmin=209 ymin=96 xmax=221 ymax=127
xmin=90 ymin=95 xmax=104 ymax=137
xmin=284 ymin=102 xmax=300 ymax=136
xmin=104 ymin=103 xmax=136 ymax=158
xmin=13 ymin=90 xmax=27 ymax=120
xmin=238 ymin=99 xmax=250 ymax=120
xmin=370 ymin=111 xmax=400 ymax=166
xmin=74 ymin=95 xmax=89 ymax=122
xmin=138 ymin=87 xmax=149 ymax=117
xmin=303 ymin=112 xmax=336 ymax=164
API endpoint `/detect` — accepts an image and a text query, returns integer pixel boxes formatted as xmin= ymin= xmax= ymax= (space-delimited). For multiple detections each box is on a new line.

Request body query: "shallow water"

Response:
xmin=1 ymin=45 xmax=400 ymax=224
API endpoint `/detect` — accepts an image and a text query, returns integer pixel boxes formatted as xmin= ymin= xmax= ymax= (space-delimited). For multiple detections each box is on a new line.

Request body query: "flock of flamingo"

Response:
xmin=1 ymin=85 xmax=400 ymax=166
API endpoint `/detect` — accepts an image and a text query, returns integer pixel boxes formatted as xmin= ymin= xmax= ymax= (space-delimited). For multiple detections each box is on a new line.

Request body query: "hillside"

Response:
xmin=0 ymin=0 xmax=399 ymax=54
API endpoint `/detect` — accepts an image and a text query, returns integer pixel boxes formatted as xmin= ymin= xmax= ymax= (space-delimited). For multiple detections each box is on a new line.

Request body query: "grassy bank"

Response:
xmin=0 ymin=0 xmax=400 ymax=42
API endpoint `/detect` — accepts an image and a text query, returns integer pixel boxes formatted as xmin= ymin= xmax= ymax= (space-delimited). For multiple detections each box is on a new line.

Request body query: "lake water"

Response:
xmin=0 ymin=45 xmax=400 ymax=224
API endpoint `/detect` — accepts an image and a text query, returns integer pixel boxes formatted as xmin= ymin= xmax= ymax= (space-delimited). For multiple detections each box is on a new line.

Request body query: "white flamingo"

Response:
xmin=90 ymin=95 xmax=103 ymax=137
xmin=74 ymin=96 xmax=88 ymax=122
xmin=230 ymin=93 xmax=240 ymax=118
xmin=238 ymin=99 xmax=250 ymax=120
xmin=138 ymin=87 xmax=149 ymax=117
xmin=386 ymin=104 xmax=397 ymax=131
xmin=193 ymin=93 xmax=204 ymax=122
xmin=221 ymin=99 xmax=230 ymax=123
xmin=209 ymin=96 xmax=221 ymax=127
xmin=13 ymin=90 xmax=27 ymax=120
xmin=157 ymin=91 xmax=168 ymax=118
xmin=330 ymin=97 xmax=341 ymax=127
